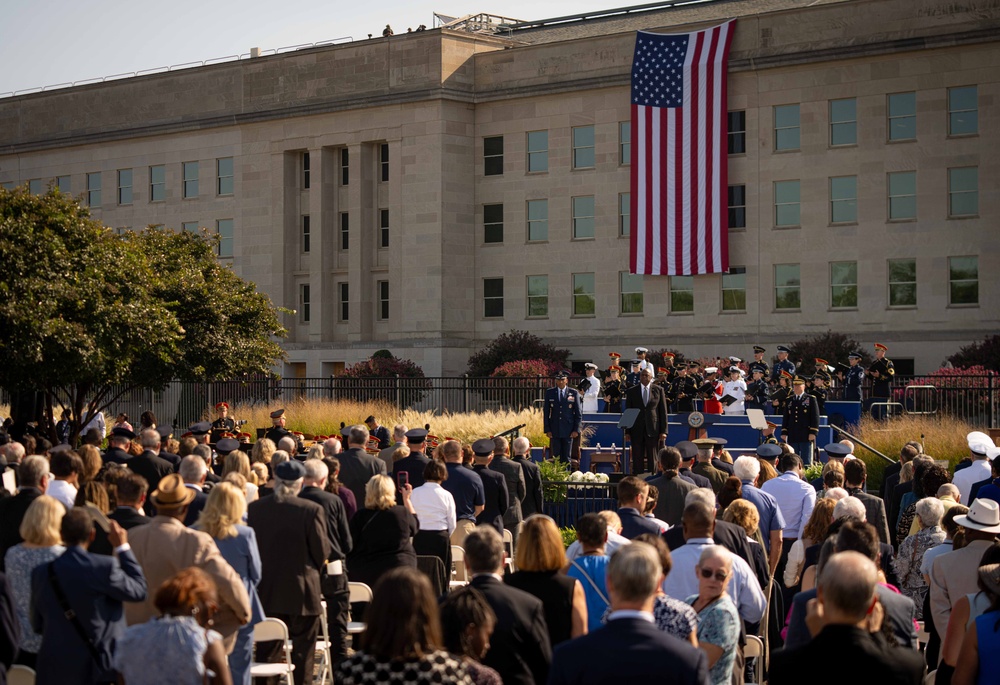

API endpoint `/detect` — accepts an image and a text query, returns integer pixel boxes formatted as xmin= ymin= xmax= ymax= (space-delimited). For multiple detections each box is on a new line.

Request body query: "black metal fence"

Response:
xmin=540 ymin=481 xmax=619 ymax=528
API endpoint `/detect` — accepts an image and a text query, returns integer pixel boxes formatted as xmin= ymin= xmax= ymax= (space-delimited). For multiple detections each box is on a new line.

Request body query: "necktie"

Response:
xmin=642 ymin=385 xmax=649 ymax=405
xmin=561 ymin=389 xmax=566 ymax=401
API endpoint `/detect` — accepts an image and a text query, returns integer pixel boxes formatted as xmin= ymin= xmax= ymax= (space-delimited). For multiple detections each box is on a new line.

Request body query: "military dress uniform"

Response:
xmin=543 ymin=376 xmax=583 ymax=462
xmin=807 ymin=382 xmax=827 ymax=416
xmin=771 ymin=372 xmax=793 ymax=414
xmin=749 ymin=346 xmax=770 ymax=382
xmin=624 ymin=363 xmax=642 ymax=390
xmin=674 ymin=373 xmax=697 ymax=413
xmin=869 ymin=355 xmax=895 ymax=399
xmin=603 ymin=368 xmax=624 ymax=414
xmin=772 ymin=359 xmax=796 ymax=386
xmin=745 ymin=377 xmax=770 ymax=413
xmin=781 ymin=383 xmax=821 ymax=465
xmin=212 ymin=416 xmax=236 ymax=433
xmin=845 ymin=355 xmax=865 ymax=402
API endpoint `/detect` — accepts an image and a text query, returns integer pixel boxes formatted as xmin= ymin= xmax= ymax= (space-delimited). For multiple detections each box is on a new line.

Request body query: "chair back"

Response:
xmin=451 ymin=545 xmax=468 ymax=582
xmin=349 ymin=582 xmax=373 ymax=604
xmin=254 ymin=617 xmax=290 ymax=643
xmin=8 ymin=665 xmax=35 ymax=685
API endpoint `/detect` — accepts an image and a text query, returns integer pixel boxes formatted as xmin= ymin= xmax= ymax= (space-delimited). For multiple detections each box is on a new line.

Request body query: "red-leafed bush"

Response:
xmin=893 ymin=365 xmax=996 ymax=420
xmin=491 ymin=359 xmax=564 ymax=377
xmin=333 ymin=352 xmax=430 ymax=406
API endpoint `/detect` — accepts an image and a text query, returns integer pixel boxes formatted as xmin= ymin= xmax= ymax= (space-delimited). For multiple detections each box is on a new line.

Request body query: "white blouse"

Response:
xmin=409 ymin=482 xmax=456 ymax=535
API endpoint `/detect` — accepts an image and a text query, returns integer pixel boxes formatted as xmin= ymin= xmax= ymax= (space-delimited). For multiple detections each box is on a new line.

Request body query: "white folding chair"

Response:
xmin=348 ymin=581 xmax=373 ymax=638
xmin=502 ymin=529 xmax=515 ymax=572
xmin=249 ymin=617 xmax=296 ymax=684
xmin=314 ymin=599 xmax=333 ymax=684
xmin=916 ymin=620 xmax=929 ymax=647
xmin=924 ymin=670 xmax=937 ymax=685
xmin=743 ymin=634 xmax=764 ymax=685
xmin=451 ymin=545 xmax=469 ymax=588
xmin=7 ymin=665 xmax=35 ymax=685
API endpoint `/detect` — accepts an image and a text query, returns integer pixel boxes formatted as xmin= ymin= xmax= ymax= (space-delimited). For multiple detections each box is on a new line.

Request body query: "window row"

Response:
xmin=179 ymin=220 xmax=234 ymax=258
xmin=728 ymin=86 xmax=979 ymax=154
xmin=298 ymin=280 xmax=389 ymax=324
xmin=298 ymin=143 xmax=389 ymax=189
xmin=483 ymin=123 xmax=630 ymax=176
xmin=297 ymin=211 xmax=387 ymax=254
xmin=487 ymin=196 xmax=633 ymax=243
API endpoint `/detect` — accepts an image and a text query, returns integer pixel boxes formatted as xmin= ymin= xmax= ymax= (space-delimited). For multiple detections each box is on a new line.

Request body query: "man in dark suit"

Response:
xmin=31 ymin=508 xmax=147 ymax=685
xmin=338 ymin=425 xmax=386 ymax=506
xmin=549 ymin=542 xmax=709 ymax=685
xmin=364 ymin=415 xmax=391 ymax=450
xmin=300 ymin=458 xmax=352 ymax=668
xmin=130 ymin=430 xmax=175 ymax=516
xmin=772 ymin=552 xmax=924 ymax=685
xmin=624 ymin=368 xmax=668 ymax=474
xmin=646 ymin=446 xmax=696 ymax=527
xmin=780 ymin=377 xmax=821 ymax=466
xmin=102 ymin=426 xmax=134 ymax=465
xmin=0 ymin=456 xmax=49 ymax=570
xmin=90 ymin=472 xmax=151 ymax=556
xmin=490 ymin=436 xmax=526 ymax=549
xmin=392 ymin=428 xmax=431 ymax=489
xmin=512 ymin=437 xmax=543 ymax=518
xmin=544 ymin=371 xmax=583 ymax=463
xmin=156 ymin=425 xmax=181 ymax=470
xmin=178 ymin=455 xmax=210 ymax=526
xmin=248 ymin=460 xmax=331 ymax=685
xmin=470 ymin=439 xmax=509 ymax=536
xmin=711 ymin=440 xmax=735 ymax=475
xmin=880 ymin=443 xmax=919 ymax=503
xmin=616 ymin=477 xmax=663 ymax=538
xmin=465 ymin=526 xmax=551 ymax=685
xmin=843 ymin=459 xmax=891 ymax=544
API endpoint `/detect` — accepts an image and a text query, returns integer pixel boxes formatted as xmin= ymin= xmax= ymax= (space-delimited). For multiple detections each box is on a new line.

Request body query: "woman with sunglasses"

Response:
xmin=686 ymin=546 xmax=740 ymax=685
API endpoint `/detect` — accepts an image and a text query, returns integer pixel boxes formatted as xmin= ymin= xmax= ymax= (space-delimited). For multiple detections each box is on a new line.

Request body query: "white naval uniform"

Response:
xmin=582 ymin=374 xmax=602 ymax=412
xmin=722 ymin=379 xmax=747 ymax=415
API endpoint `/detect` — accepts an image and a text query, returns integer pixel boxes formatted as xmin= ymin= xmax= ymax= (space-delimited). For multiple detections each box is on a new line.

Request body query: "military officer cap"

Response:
xmin=688 ymin=361 xmax=700 ymax=369
xmin=751 ymin=367 xmax=765 ymax=375
xmin=405 ymin=428 xmax=428 ymax=443
xmin=188 ymin=421 xmax=211 ymax=436
xmin=269 ymin=409 xmax=286 ymax=419
xmin=156 ymin=425 xmax=174 ymax=440
xmin=780 ymin=370 xmax=793 ymax=380
xmin=874 ymin=343 xmax=888 ymax=351
xmin=631 ymin=359 xmax=642 ymax=367
xmin=665 ymin=352 xmax=676 ymax=358
xmin=215 ymin=402 xmax=229 ymax=411
xmin=635 ymin=347 xmax=649 ymax=354
xmin=340 ymin=426 xmax=352 ymax=438
xmin=711 ymin=438 xmax=728 ymax=450
xmin=756 ymin=443 xmax=782 ymax=458
xmin=609 ymin=365 xmax=622 ymax=372
xmin=111 ymin=426 xmax=136 ymax=440
xmin=472 ymin=438 xmax=496 ymax=456
xmin=792 ymin=376 xmax=808 ymax=385
xmin=555 ymin=370 xmax=569 ymax=379
xmin=584 ymin=363 xmax=598 ymax=370
xmin=216 ymin=437 xmax=239 ymax=454
xmin=815 ymin=358 xmax=829 ymax=366
xmin=364 ymin=415 xmax=377 ymax=424
xmin=777 ymin=346 xmax=790 ymax=354
xmin=704 ymin=366 xmax=718 ymax=375
xmin=692 ymin=438 xmax=717 ymax=448
xmin=753 ymin=345 xmax=766 ymax=354
xmin=728 ymin=366 xmax=740 ymax=375
xmin=824 ymin=443 xmax=852 ymax=458
xmin=848 ymin=351 xmax=862 ymax=360
xmin=674 ymin=441 xmax=699 ymax=460
xmin=274 ymin=459 xmax=307 ymax=481
xmin=729 ymin=356 xmax=742 ymax=363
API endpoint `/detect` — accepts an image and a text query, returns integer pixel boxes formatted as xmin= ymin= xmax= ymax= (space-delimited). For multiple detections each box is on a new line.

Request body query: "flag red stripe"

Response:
xmin=704 ymin=26 xmax=719 ymax=272
xmin=644 ymin=104 xmax=655 ymax=273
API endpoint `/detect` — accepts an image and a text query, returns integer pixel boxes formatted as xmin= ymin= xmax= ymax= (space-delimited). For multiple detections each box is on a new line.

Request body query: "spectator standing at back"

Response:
xmin=338 ymin=425 xmax=386 ymax=506
xmin=0 ymin=456 xmax=49 ymax=570
xmin=511 ymin=437 xmax=543 ymax=518
xmin=761 ymin=452 xmax=816 ymax=588
xmin=616 ymin=477 xmax=663 ymax=539
xmin=645 ymin=446 xmax=696 ymax=527
xmin=45 ymin=447 xmax=82 ymax=509
xmin=440 ymin=440 xmax=484 ymax=546
xmin=377 ymin=424 xmax=407 ymax=473
xmin=490 ymin=436 xmax=526 ymax=549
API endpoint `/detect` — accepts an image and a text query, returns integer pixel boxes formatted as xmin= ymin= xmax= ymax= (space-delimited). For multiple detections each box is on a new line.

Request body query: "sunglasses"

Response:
xmin=699 ymin=568 xmax=729 ymax=582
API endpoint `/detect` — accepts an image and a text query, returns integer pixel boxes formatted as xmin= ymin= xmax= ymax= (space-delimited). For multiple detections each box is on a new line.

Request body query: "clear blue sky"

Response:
xmin=1 ymin=0 xmax=623 ymax=94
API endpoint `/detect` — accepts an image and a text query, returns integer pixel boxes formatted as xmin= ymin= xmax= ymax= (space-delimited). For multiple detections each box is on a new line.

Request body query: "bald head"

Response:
xmin=681 ymin=501 xmax=716 ymax=540
xmin=818 ymin=551 xmax=878 ymax=622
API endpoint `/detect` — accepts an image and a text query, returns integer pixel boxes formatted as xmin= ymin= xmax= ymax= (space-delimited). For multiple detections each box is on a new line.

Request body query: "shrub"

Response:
xmin=948 ymin=335 xmax=1000 ymax=372
xmin=893 ymin=366 xmax=996 ymax=422
xmin=539 ymin=459 xmax=572 ymax=503
xmin=560 ymin=527 xmax=578 ymax=549
xmin=466 ymin=330 xmax=570 ymax=377
xmin=333 ymin=353 xmax=430 ymax=406
xmin=492 ymin=359 xmax=564 ymax=377
xmin=788 ymin=331 xmax=872 ymax=370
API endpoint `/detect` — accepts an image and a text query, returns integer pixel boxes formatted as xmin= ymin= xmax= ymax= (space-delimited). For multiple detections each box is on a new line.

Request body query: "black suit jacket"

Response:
xmin=248 ymin=494 xmax=331 ymax=616
xmin=339 ymin=447 xmax=387 ymax=507
xmin=514 ymin=456 xmax=544 ymax=518
xmin=624 ymin=383 xmax=668 ymax=438
xmin=679 ymin=467 xmax=712 ymax=489
xmin=102 ymin=446 xmax=132 ymax=465
xmin=784 ymin=586 xmax=917 ymax=651
xmin=129 ymin=451 xmax=175 ymax=515
xmin=880 ymin=461 xmax=902 ymax=501
xmin=773 ymin=624 xmax=923 ymax=685
xmin=969 ymin=476 xmax=992 ymax=503
xmin=711 ymin=457 xmax=734 ymax=475
xmin=110 ymin=506 xmax=149 ymax=530
xmin=182 ymin=487 xmax=209 ymax=527
xmin=474 ymin=465 xmax=509 ymax=535
xmin=549 ymin=616 xmax=709 ymax=685
xmin=469 ymin=575 xmax=551 ymax=685
xmin=0 ymin=488 xmax=42 ymax=570
xmin=888 ymin=480 xmax=913 ymax=545
xmin=299 ymin=485 xmax=352 ymax=561
xmin=158 ymin=451 xmax=181 ymax=471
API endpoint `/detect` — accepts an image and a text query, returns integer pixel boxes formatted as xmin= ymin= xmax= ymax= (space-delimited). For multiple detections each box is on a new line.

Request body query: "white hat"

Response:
xmin=584 ymin=363 xmax=597 ymax=370
xmin=968 ymin=431 xmax=993 ymax=445
xmin=705 ymin=367 xmax=718 ymax=374
xmin=954 ymin=498 xmax=1000 ymax=534
xmin=971 ymin=442 xmax=991 ymax=456
xmin=988 ymin=446 xmax=1000 ymax=461
xmin=729 ymin=356 xmax=741 ymax=363
xmin=635 ymin=347 xmax=648 ymax=354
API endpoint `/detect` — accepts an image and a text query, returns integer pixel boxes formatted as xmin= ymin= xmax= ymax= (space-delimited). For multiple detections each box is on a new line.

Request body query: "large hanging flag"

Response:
xmin=629 ymin=20 xmax=736 ymax=276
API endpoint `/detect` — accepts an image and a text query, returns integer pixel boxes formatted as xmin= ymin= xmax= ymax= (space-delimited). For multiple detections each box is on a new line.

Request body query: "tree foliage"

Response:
xmin=466 ymin=330 xmax=570 ymax=377
xmin=335 ymin=352 xmax=430 ymax=406
xmin=787 ymin=331 xmax=872 ymax=370
xmin=0 ymin=186 xmax=286 ymax=441
xmin=947 ymin=335 xmax=1000 ymax=372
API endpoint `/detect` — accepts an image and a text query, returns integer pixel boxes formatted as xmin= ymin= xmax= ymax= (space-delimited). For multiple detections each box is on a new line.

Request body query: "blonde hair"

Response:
xmin=250 ymin=463 xmax=268 ymax=486
xmin=723 ymin=499 xmax=760 ymax=538
xmin=365 ymin=475 xmax=397 ymax=511
xmin=515 ymin=516 xmax=566 ymax=572
xmin=251 ymin=438 xmax=276 ymax=464
xmin=391 ymin=446 xmax=411 ymax=463
xmin=20 ymin=495 xmax=64 ymax=546
xmin=196 ymin=483 xmax=246 ymax=540
xmin=307 ymin=444 xmax=324 ymax=461
xmin=223 ymin=451 xmax=252 ymax=480
xmin=223 ymin=472 xmax=247 ymax=492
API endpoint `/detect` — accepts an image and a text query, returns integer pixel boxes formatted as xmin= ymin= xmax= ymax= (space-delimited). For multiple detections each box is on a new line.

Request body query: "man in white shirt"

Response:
xmin=953 ymin=440 xmax=993 ymax=504
xmin=46 ymin=447 xmax=83 ymax=509
xmin=82 ymin=409 xmax=107 ymax=439
xmin=761 ymin=452 xmax=816 ymax=587
xmin=579 ymin=363 xmax=602 ymax=413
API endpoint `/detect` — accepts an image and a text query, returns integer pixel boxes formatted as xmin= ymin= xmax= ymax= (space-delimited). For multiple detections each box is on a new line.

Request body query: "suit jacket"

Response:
xmin=617 ymin=507 xmax=662 ymax=539
xmin=544 ymin=387 xmax=583 ymax=438
xmin=378 ymin=441 xmax=406 ymax=473
xmin=846 ymin=487 xmax=891 ymax=544
xmin=109 ymin=506 xmax=148 ymax=530
xmin=158 ymin=451 xmax=181 ymax=470
xmin=784 ymin=585 xmax=917 ymax=651
xmin=711 ymin=457 xmax=734 ymax=475
xmin=0 ymin=488 xmax=42 ymax=570
xmin=339 ymin=447 xmax=387 ymax=507
xmin=888 ymin=480 xmax=913 ymax=545
xmin=248 ymin=494 xmax=330 ymax=617
xmin=127 ymin=516 xmax=251 ymax=638
xmin=514 ymin=456 xmax=544 ymax=518
xmin=182 ymin=486 xmax=209 ymax=527
xmin=491 ymin=456 xmax=526 ymax=528
xmin=128 ymin=451 xmax=175 ymax=515
xmin=880 ymin=461 xmax=903 ymax=501
xmin=548 ymin=616 xmax=709 ymax=685
xmin=474 ymin=465 xmax=509 ymax=535
xmin=646 ymin=473 xmax=697 ymax=526
xmin=781 ymin=393 xmax=820 ymax=443
xmin=31 ymin=546 xmax=147 ymax=684
xmin=102 ymin=446 xmax=132 ymax=465
xmin=299 ymin=485 xmax=353 ymax=561
xmin=624 ymin=383 xmax=668 ymax=438
xmin=0 ymin=571 xmax=17 ymax=685
xmin=929 ymin=538 xmax=997 ymax=636
xmin=773 ymin=624 xmax=923 ymax=685
xmin=393 ymin=451 xmax=431 ymax=489
xmin=469 ymin=575 xmax=551 ymax=685
xmin=969 ymin=476 xmax=992 ymax=503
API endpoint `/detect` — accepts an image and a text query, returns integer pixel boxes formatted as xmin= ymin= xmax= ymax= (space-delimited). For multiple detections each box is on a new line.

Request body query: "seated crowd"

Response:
xmin=0 ymin=419 xmax=995 ymax=685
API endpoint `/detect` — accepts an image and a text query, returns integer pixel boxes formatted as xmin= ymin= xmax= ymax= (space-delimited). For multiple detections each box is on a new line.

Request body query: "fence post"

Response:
xmin=537 ymin=375 xmax=542 ymax=404
xmin=396 ymin=374 xmax=402 ymax=409
xmin=991 ymin=372 xmax=997 ymax=430
xmin=463 ymin=374 xmax=469 ymax=413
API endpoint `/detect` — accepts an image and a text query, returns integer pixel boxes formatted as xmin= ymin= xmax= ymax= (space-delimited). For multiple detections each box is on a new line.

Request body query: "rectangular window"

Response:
xmin=302 ymin=152 xmax=310 ymax=189
xmin=572 ymin=273 xmax=595 ymax=316
xmin=87 ymin=172 xmax=101 ymax=207
xmin=484 ymin=136 xmax=503 ymax=176
xmin=888 ymin=171 xmax=917 ymax=220
xmin=301 ymin=215 xmax=311 ymax=253
xmin=774 ymin=180 xmax=801 ymax=227
xmin=56 ymin=176 xmax=71 ymax=193
xmin=1 ymin=182 xmax=14 ymax=191
xmin=527 ymin=131 xmax=548 ymax=173
xmin=379 ymin=209 xmax=390 ymax=248
xmin=948 ymin=167 xmax=978 ymax=217
xmin=377 ymin=280 xmax=389 ymax=320
xmin=340 ymin=212 xmax=349 ymax=250
xmin=572 ymin=126 xmax=595 ymax=169
xmin=888 ymin=258 xmax=916 ymax=307
xmin=182 ymin=162 xmax=198 ymax=199
xmin=774 ymin=104 xmax=800 ymax=151
xmin=775 ymin=264 xmax=801 ymax=310
xmin=620 ymin=271 xmax=644 ymax=315
xmin=216 ymin=219 xmax=233 ymax=258
xmin=619 ymin=193 xmax=630 ymax=237
xmin=149 ymin=165 xmax=165 ymax=202
xmin=217 ymin=157 xmax=234 ymax=196
xmin=483 ymin=278 xmax=504 ymax=318
xmin=379 ymin=143 xmax=389 ymax=183
xmin=728 ymin=111 xmax=746 ymax=154
xmin=572 ymin=196 xmax=595 ymax=239
xmin=830 ymin=261 xmax=858 ymax=309
xmin=619 ymin=122 xmax=630 ymax=165
xmin=527 ymin=199 xmax=548 ymax=242
xmin=949 ymin=256 xmax=978 ymax=305
xmin=117 ymin=169 xmax=132 ymax=205
xmin=182 ymin=221 xmax=199 ymax=233
xmin=830 ymin=176 xmax=858 ymax=223
xmin=340 ymin=148 xmax=349 ymax=186
xmin=888 ymin=92 xmax=916 ymax=141
xmin=670 ymin=276 xmax=694 ymax=313
xmin=527 ymin=275 xmax=549 ymax=318
xmin=728 ymin=185 xmax=746 ymax=229
xmin=299 ymin=284 xmax=311 ymax=323
xmin=28 ymin=179 xmax=42 ymax=195
xmin=722 ymin=267 xmax=746 ymax=312
xmin=338 ymin=283 xmax=349 ymax=322
xmin=830 ymin=98 xmax=857 ymax=146
xmin=948 ymin=86 xmax=978 ymax=136
xmin=483 ymin=204 xmax=503 ymax=244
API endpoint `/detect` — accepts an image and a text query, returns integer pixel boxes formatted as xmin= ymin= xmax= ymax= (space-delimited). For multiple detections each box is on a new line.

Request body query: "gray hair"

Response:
xmin=19 ymin=455 xmax=49 ymax=489
xmin=278 ymin=436 xmax=297 ymax=454
xmin=179 ymin=455 xmax=208 ymax=483
xmin=306 ymin=444 xmax=324 ymax=461
xmin=322 ymin=438 xmax=341 ymax=456
xmin=192 ymin=444 xmax=213 ymax=464
xmin=139 ymin=429 xmax=160 ymax=450
xmin=512 ymin=437 xmax=530 ymax=456
xmin=608 ymin=542 xmax=661 ymax=603
xmin=916 ymin=497 xmax=945 ymax=528
xmin=464 ymin=525 xmax=505 ymax=574
xmin=733 ymin=456 xmax=760 ymax=482
xmin=303 ymin=458 xmax=329 ymax=484
xmin=270 ymin=450 xmax=290 ymax=470
xmin=685 ymin=487 xmax=717 ymax=509
xmin=392 ymin=424 xmax=407 ymax=441
xmin=274 ymin=478 xmax=303 ymax=502
xmin=833 ymin=496 xmax=866 ymax=521
xmin=493 ymin=436 xmax=508 ymax=455
xmin=348 ymin=425 xmax=369 ymax=446
xmin=3 ymin=441 xmax=25 ymax=464
xmin=825 ymin=487 xmax=849 ymax=502
xmin=698 ymin=545 xmax=733 ymax=570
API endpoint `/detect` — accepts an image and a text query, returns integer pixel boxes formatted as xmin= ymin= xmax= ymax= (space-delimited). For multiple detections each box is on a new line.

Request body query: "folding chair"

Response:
xmin=916 ymin=620 xmax=929 ymax=648
xmin=743 ymin=635 xmax=764 ymax=684
xmin=451 ymin=545 xmax=469 ymax=589
xmin=7 ymin=665 xmax=35 ymax=685
xmin=502 ymin=529 xmax=515 ymax=572
xmin=348 ymin=581 xmax=373 ymax=638
xmin=314 ymin=599 xmax=333 ymax=684
xmin=249 ymin=617 xmax=295 ymax=684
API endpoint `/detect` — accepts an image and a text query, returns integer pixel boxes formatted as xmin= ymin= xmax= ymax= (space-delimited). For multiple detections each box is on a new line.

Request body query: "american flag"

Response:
xmin=629 ymin=20 xmax=736 ymax=276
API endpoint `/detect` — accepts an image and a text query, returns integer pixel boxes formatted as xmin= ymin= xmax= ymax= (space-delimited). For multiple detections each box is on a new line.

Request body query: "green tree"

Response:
xmin=947 ymin=335 xmax=1000 ymax=372
xmin=466 ymin=329 xmax=570 ymax=377
xmin=334 ymin=352 xmax=430 ymax=407
xmin=0 ymin=186 xmax=286 ymax=442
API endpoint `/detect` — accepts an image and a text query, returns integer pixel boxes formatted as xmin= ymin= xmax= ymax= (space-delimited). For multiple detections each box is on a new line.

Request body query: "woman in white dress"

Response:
xmin=721 ymin=367 xmax=747 ymax=415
